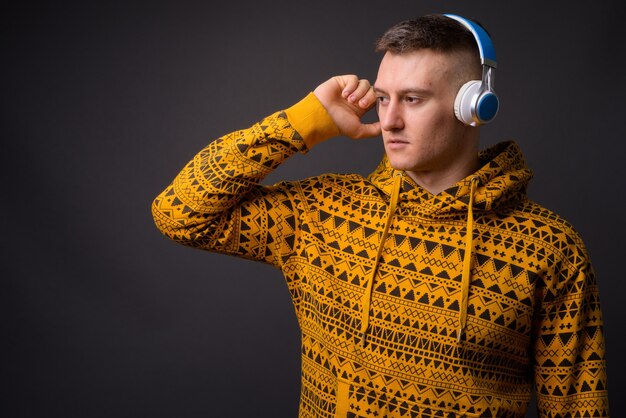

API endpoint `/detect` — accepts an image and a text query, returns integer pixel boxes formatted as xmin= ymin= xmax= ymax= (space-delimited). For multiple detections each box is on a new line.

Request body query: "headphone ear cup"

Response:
xmin=475 ymin=91 xmax=499 ymax=124
xmin=454 ymin=80 xmax=481 ymax=126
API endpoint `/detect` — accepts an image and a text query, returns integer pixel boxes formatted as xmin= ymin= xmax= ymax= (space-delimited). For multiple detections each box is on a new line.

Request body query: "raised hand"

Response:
xmin=313 ymin=75 xmax=381 ymax=139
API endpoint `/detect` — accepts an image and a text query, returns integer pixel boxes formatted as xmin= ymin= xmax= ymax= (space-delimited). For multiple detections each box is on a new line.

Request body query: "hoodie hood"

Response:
xmin=359 ymin=141 xmax=533 ymax=343
xmin=368 ymin=140 xmax=533 ymax=217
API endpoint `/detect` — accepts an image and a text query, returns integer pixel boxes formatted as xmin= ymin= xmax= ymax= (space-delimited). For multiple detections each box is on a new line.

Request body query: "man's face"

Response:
xmin=374 ymin=50 xmax=474 ymax=181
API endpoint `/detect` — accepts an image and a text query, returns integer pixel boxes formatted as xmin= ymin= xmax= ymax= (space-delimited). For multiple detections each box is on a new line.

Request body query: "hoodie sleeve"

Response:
xmin=151 ymin=93 xmax=339 ymax=267
xmin=533 ymin=240 xmax=609 ymax=417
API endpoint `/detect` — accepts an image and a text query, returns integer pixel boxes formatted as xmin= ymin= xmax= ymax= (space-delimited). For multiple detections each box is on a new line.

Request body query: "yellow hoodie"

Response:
xmin=152 ymin=93 xmax=609 ymax=417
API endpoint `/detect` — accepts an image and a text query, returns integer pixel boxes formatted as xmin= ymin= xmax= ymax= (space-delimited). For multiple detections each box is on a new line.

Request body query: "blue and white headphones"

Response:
xmin=444 ymin=14 xmax=499 ymax=126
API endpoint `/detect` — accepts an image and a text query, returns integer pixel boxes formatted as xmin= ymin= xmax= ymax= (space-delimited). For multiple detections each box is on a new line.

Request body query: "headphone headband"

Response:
xmin=443 ymin=14 xmax=497 ymax=68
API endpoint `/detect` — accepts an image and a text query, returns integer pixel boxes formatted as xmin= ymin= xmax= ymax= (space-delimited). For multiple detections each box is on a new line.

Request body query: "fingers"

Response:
xmin=313 ymin=75 xmax=380 ymax=140
xmin=339 ymin=76 xmax=376 ymax=109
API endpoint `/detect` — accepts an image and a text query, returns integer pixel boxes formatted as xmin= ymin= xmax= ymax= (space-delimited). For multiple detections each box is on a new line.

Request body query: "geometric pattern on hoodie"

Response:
xmin=152 ymin=97 xmax=609 ymax=418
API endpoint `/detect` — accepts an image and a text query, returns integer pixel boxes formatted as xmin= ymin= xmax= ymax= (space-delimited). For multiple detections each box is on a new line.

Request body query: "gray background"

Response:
xmin=3 ymin=0 xmax=624 ymax=417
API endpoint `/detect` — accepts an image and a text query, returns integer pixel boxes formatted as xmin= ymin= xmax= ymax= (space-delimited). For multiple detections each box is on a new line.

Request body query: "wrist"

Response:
xmin=285 ymin=93 xmax=340 ymax=149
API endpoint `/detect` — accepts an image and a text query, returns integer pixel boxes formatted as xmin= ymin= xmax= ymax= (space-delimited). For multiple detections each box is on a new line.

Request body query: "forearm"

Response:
xmin=151 ymin=93 xmax=338 ymax=251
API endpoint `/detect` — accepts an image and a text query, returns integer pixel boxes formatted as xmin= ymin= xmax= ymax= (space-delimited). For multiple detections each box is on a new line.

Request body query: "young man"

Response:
xmin=152 ymin=14 xmax=609 ymax=418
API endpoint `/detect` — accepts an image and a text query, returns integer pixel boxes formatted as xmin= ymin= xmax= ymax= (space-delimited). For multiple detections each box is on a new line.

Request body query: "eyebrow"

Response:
xmin=373 ymin=86 xmax=433 ymax=96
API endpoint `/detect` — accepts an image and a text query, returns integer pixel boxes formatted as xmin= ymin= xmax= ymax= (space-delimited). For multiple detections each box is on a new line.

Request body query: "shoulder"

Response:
xmin=263 ymin=172 xmax=381 ymax=210
xmin=509 ymin=198 xmax=591 ymax=270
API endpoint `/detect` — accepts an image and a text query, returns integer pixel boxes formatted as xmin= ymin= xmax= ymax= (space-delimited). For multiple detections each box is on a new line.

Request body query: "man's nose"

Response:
xmin=379 ymin=101 xmax=404 ymax=131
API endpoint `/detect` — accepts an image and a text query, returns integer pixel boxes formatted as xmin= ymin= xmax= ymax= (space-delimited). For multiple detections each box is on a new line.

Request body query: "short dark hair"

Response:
xmin=375 ymin=14 xmax=484 ymax=83
xmin=375 ymin=14 xmax=481 ymax=55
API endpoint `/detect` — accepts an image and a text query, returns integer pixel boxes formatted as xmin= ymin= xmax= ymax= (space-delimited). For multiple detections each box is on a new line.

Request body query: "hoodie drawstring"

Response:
xmin=458 ymin=176 xmax=479 ymax=342
xmin=358 ymin=174 xmax=478 ymax=344
xmin=360 ymin=174 xmax=403 ymax=341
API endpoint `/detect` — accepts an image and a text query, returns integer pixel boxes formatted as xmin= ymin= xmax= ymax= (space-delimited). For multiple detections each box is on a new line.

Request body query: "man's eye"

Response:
xmin=405 ymin=96 xmax=421 ymax=103
xmin=377 ymin=96 xmax=389 ymax=104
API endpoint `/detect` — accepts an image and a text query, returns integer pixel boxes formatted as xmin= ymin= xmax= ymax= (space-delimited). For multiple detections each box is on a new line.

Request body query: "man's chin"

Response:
xmin=387 ymin=157 xmax=418 ymax=172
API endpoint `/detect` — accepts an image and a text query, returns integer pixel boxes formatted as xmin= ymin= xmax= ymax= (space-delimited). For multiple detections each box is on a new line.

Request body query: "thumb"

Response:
xmin=352 ymin=121 xmax=381 ymax=139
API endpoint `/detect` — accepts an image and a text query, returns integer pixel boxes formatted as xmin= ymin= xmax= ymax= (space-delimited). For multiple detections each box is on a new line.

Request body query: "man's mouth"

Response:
xmin=386 ymin=138 xmax=410 ymax=146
